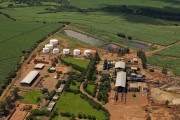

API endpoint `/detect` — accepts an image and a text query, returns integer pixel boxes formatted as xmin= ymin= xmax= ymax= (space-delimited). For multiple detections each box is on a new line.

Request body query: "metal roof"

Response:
xmin=20 ymin=70 xmax=39 ymax=84
xmin=34 ymin=63 xmax=45 ymax=69
xmin=115 ymin=72 xmax=126 ymax=87
xmin=115 ymin=61 xmax=125 ymax=69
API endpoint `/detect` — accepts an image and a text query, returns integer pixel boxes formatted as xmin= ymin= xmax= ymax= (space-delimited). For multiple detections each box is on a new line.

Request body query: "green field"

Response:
xmin=61 ymin=57 xmax=89 ymax=69
xmin=1 ymin=7 xmax=180 ymax=46
xmin=87 ymin=84 xmax=95 ymax=93
xmin=0 ymin=14 xmax=60 ymax=84
xmin=20 ymin=90 xmax=43 ymax=104
xmin=69 ymin=0 xmax=180 ymax=12
xmin=154 ymin=43 xmax=180 ymax=58
xmin=147 ymin=56 xmax=180 ymax=76
xmin=54 ymin=92 xmax=107 ymax=120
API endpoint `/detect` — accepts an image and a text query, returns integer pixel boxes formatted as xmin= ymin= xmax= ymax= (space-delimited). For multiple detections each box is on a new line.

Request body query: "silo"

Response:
xmin=63 ymin=49 xmax=70 ymax=55
xmin=53 ymin=48 xmax=60 ymax=54
xmin=50 ymin=39 xmax=58 ymax=45
xmin=84 ymin=50 xmax=91 ymax=56
xmin=45 ymin=44 xmax=53 ymax=50
xmin=43 ymin=48 xmax=50 ymax=53
xmin=73 ymin=49 xmax=81 ymax=55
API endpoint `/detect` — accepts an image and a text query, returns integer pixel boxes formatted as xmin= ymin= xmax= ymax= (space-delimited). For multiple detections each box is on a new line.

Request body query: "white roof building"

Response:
xmin=115 ymin=61 xmax=125 ymax=69
xmin=115 ymin=72 xmax=126 ymax=87
xmin=20 ymin=70 xmax=39 ymax=85
xmin=34 ymin=63 xmax=45 ymax=69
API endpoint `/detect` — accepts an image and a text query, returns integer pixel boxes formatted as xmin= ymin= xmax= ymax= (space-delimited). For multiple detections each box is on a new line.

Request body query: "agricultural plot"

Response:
xmin=54 ymin=92 xmax=107 ymax=120
xmin=20 ymin=90 xmax=43 ymax=104
xmin=147 ymin=56 xmax=180 ymax=76
xmin=69 ymin=0 xmax=180 ymax=13
xmin=61 ymin=58 xmax=89 ymax=69
xmin=154 ymin=43 xmax=180 ymax=58
xmin=2 ymin=7 xmax=180 ymax=45
xmin=0 ymin=14 xmax=60 ymax=84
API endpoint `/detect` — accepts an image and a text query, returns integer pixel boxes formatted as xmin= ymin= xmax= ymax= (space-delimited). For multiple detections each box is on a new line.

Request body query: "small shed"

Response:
xmin=34 ymin=63 xmax=45 ymax=69
xmin=131 ymin=67 xmax=138 ymax=71
xmin=133 ymin=58 xmax=138 ymax=63
xmin=129 ymin=82 xmax=139 ymax=92
xmin=47 ymin=101 xmax=56 ymax=111
xmin=53 ymin=95 xmax=59 ymax=100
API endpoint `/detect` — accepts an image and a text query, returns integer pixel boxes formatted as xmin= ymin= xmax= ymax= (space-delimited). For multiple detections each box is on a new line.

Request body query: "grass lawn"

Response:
xmin=52 ymin=116 xmax=70 ymax=120
xmin=61 ymin=57 xmax=89 ymax=69
xmin=154 ymin=43 xmax=180 ymax=58
xmin=54 ymin=92 xmax=107 ymax=120
xmin=147 ymin=56 xmax=180 ymax=76
xmin=20 ymin=90 xmax=43 ymax=104
xmin=69 ymin=82 xmax=81 ymax=91
xmin=87 ymin=84 xmax=95 ymax=93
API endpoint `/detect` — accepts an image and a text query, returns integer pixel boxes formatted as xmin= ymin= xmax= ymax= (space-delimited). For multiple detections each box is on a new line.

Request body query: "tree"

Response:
xmin=103 ymin=59 xmax=108 ymax=70
xmin=162 ymin=67 xmax=167 ymax=75
xmin=117 ymin=33 xmax=126 ymax=38
xmin=0 ymin=102 xmax=8 ymax=117
xmin=5 ymin=96 xmax=13 ymax=109
xmin=128 ymin=36 xmax=132 ymax=40
xmin=41 ymin=88 xmax=48 ymax=94
xmin=165 ymin=100 xmax=169 ymax=107
xmin=26 ymin=114 xmax=34 ymax=120
xmin=11 ymin=87 xmax=19 ymax=99
xmin=126 ymin=47 xmax=130 ymax=54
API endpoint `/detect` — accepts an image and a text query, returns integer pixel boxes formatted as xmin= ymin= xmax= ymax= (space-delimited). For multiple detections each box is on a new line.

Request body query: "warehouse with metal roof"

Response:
xmin=115 ymin=61 xmax=125 ymax=69
xmin=115 ymin=72 xmax=127 ymax=87
xmin=34 ymin=63 xmax=45 ymax=69
xmin=20 ymin=70 xmax=40 ymax=86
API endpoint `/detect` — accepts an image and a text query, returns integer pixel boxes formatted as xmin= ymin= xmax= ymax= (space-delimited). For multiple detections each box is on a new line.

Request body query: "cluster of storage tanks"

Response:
xmin=43 ymin=39 xmax=92 ymax=56
xmin=43 ymin=39 xmax=60 ymax=54
xmin=63 ymin=49 xmax=92 ymax=56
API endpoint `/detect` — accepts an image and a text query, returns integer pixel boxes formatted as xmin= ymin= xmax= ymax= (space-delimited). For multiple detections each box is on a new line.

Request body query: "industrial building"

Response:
xmin=115 ymin=72 xmax=127 ymax=88
xmin=115 ymin=61 xmax=125 ymax=69
xmin=20 ymin=70 xmax=40 ymax=86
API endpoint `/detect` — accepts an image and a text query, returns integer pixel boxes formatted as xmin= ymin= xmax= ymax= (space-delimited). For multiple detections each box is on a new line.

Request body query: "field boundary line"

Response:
xmin=0 ymin=25 xmax=46 ymax=44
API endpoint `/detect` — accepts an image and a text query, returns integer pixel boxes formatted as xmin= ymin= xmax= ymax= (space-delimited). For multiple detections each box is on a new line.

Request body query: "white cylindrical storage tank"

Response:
xmin=45 ymin=44 xmax=53 ymax=50
xmin=53 ymin=48 xmax=60 ymax=54
xmin=63 ymin=49 xmax=70 ymax=55
xmin=43 ymin=48 xmax=50 ymax=53
xmin=73 ymin=49 xmax=80 ymax=55
xmin=84 ymin=50 xmax=91 ymax=56
xmin=50 ymin=39 xmax=58 ymax=45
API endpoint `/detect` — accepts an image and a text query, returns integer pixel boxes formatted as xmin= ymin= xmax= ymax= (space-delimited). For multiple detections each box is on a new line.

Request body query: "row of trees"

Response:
xmin=0 ymin=87 xmax=19 ymax=117
xmin=80 ymin=92 xmax=110 ymax=119
xmin=60 ymin=112 xmax=96 ymax=120
xmin=97 ymin=75 xmax=111 ymax=104
xmin=86 ymin=52 xmax=100 ymax=81
xmin=137 ymin=50 xmax=147 ymax=69
xmin=117 ymin=33 xmax=132 ymax=40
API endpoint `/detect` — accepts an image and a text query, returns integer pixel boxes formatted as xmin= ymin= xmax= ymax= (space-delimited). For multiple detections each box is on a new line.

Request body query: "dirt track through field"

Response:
xmin=146 ymin=41 xmax=180 ymax=56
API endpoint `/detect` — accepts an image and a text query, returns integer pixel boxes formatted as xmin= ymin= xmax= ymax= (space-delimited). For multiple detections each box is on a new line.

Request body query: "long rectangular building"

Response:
xmin=20 ymin=70 xmax=40 ymax=85
xmin=115 ymin=72 xmax=126 ymax=87
xmin=115 ymin=61 xmax=125 ymax=69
